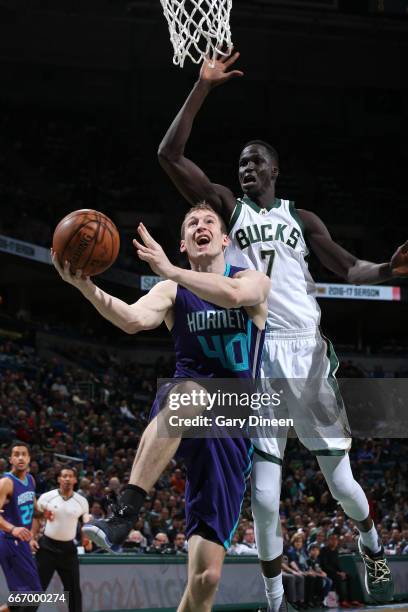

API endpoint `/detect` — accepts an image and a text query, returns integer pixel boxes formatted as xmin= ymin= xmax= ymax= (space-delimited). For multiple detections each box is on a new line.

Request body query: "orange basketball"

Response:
xmin=52 ymin=209 xmax=120 ymax=277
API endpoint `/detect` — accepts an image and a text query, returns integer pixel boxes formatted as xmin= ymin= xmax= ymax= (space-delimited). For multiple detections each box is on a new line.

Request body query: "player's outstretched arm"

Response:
xmin=299 ymin=209 xmax=408 ymax=284
xmin=134 ymin=223 xmax=270 ymax=309
xmin=126 ymin=281 xmax=176 ymax=333
xmin=51 ymin=250 xmax=175 ymax=333
xmin=158 ymin=53 xmax=241 ymax=220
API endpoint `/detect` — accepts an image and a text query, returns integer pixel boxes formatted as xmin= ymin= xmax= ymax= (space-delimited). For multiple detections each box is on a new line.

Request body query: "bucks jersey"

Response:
xmin=172 ymin=264 xmax=265 ymax=378
xmin=226 ymin=195 xmax=320 ymax=331
xmin=3 ymin=472 xmax=36 ymax=529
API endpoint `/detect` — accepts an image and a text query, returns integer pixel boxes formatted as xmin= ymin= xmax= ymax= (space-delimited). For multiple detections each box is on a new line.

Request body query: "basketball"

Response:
xmin=52 ymin=209 xmax=120 ymax=277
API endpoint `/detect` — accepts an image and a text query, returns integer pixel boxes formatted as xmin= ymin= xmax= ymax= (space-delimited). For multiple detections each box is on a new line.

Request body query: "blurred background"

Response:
xmin=0 ymin=0 xmax=408 ymax=609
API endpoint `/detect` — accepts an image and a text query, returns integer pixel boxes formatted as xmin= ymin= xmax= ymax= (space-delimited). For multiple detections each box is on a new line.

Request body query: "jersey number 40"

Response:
xmin=198 ymin=333 xmax=249 ymax=372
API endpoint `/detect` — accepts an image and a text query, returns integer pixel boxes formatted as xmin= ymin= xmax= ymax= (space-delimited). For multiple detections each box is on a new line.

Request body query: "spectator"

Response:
xmin=241 ymin=527 xmax=257 ymax=551
xmin=227 ymin=532 xmax=257 ymax=556
xmin=146 ymin=532 xmax=171 ymax=554
xmin=287 ymin=533 xmax=321 ymax=607
xmin=77 ymin=478 xmax=91 ymax=499
xmin=320 ymin=534 xmax=361 ymax=608
xmin=307 ymin=542 xmax=332 ymax=606
xmin=173 ymin=532 xmax=187 ymax=554
xmin=282 ymin=548 xmax=305 ymax=609
xmin=122 ymin=530 xmax=147 ymax=552
xmin=167 ymin=513 xmax=185 ymax=543
xmin=170 ymin=468 xmax=185 ymax=494
xmin=119 ymin=399 xmax=136 ymax=421
xmin=385 ymin=528 xmax=401 ymax=555
xmin=89 ymin=502 xmax=105 ymax=520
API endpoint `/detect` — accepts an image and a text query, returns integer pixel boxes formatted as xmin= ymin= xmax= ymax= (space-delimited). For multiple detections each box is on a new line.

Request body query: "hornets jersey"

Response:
xmin=2 ymin=472 xmax=36 ymax=529
xmin=171 ymin=264 xmax=265 ymax=378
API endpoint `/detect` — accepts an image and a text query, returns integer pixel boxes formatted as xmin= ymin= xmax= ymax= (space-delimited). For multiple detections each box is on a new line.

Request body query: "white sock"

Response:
xmin=263 ymin=573 xmax=284 ymax=611
xmin=359 ymin=525 xmax=381 ymax=554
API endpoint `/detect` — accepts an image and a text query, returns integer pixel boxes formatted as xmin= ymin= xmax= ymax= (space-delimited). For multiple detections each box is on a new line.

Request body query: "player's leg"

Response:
xmin=251 ymin=450 xmax=286 ymax=612
xmin=83 ymin=380 xmax=208 ymax=550
xmin=251 ymin=335 xmax=292 ymax=612
xmin=0 ymin=540 xmax=43 ymax=612
xmin=295 ymin=331 xmax=393 ymax=603
xmin=177 ymin=435 xmax=252 ymax=610
xmin=177 ymin=535 xmax=225 ymax=612
xmin=317 ymin=452 xmax=393 ymax=603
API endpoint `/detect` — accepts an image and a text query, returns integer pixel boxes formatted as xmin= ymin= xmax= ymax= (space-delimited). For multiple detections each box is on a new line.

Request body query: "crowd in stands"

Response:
xmin=1 ymin=336 xmax=408 ymax=607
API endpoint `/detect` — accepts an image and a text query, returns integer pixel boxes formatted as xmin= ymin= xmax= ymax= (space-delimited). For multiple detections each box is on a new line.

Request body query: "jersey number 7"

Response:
xmin=261 ymin=249 xmax=276 ymax=278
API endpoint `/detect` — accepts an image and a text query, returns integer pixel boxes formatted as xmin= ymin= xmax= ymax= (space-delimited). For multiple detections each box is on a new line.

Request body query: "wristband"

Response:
xmin=10 ymin=526 xmax=15 ymax=536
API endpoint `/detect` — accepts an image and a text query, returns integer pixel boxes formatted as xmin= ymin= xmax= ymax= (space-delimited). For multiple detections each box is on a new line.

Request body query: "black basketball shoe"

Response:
xmin=82 ymin=503 xmax=137 ymax=552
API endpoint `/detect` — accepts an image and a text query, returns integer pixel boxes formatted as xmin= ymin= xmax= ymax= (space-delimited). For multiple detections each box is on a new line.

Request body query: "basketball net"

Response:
xmin=160 ymin=0 xmax=233 ymax=67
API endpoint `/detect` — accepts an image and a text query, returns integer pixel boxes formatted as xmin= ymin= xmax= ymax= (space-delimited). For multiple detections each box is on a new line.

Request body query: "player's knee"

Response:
xmin=252 ymin=486 xmax=280 ymax=517
xmin=327 ymin=477 xmax=358 ymax=502
xmin=169 ymin=381 xmax=209 ymax=417
xmin=195 ymin=567 xmax=222 ymax=593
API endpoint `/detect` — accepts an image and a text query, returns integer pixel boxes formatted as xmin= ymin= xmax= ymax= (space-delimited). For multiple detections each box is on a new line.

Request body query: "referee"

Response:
xmin=32 ymin=467 xmax=90 ymax=612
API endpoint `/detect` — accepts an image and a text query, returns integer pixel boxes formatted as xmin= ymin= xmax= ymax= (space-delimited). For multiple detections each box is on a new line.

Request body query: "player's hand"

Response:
xmin=51 ymin=250 xmax=93 ymax=289
xmin=133 ymin=223 xmax=176 ymax=279
xmin=390 ymin=240 xmax=408 ymax=276
xmin=199 ymin=50 xmax=244 ymax=89
xmin=12 ymin=526 xmax=32 ymax=541
xmin=30 ymin=539 xmax=40 ymax=553
xmin=44 ymin=509 xmax=54 ymax=521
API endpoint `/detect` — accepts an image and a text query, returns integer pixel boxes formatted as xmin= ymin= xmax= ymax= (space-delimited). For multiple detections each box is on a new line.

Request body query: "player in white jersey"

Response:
xmin=158 ymin=51 xmax=408 ymax=611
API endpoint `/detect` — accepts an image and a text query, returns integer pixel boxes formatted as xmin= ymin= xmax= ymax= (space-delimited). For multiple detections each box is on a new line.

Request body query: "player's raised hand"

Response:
xmin=51 ymin=250 xmax=92 ymax=289
xmin=133 ymin=223 xmax=175 ymax=279
xmin=390 ymin=240 xmax=408 ymax=276
xmin=199 ymin=50 xmax=244 ymax=88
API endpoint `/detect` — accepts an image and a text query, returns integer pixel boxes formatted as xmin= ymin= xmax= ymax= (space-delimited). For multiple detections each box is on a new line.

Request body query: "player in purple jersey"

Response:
xmin=53 ymin=203 xmax=269 ymax=612
xmin=0 ymin=442 xmax=53 ymax=612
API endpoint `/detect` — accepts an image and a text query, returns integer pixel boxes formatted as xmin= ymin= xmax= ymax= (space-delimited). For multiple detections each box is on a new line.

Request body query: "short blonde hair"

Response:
xmin=181 ymin=202 xmax=227 ymax=239
xmin=291 ymin=533 xmax=305 ymax=545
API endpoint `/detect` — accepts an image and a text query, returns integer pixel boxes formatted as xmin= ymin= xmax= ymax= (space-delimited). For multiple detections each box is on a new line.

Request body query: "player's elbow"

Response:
xmin=158 ymin=145 xmax=173 ymax=164
xmin=157 ymin=144 xmax=182 ymax=166
xmin=242 ymin=276 xmax=271 ymax=306
xmin=122 ymin=318 xmax=143 ymax=334
xmin=346 ymin=262 xmax=365 ymax=284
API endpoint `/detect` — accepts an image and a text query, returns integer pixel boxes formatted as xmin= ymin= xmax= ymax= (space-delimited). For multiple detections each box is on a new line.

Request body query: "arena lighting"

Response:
xmin=53 ymin=453 xmax=83 ymax=463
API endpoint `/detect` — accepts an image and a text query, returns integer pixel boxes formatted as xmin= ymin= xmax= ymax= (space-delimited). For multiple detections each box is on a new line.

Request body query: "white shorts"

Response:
xmin=252 ymin=326 xmax=352 ymax=461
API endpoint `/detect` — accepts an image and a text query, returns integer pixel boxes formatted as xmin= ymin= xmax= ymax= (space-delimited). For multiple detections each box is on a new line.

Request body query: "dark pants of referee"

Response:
xmin=35 ymin=535 xmax=82 ymax=612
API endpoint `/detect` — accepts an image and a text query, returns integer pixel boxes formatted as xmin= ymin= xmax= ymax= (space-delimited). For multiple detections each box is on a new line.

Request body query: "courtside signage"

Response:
xmin=0 ymin=234 xmax=51 ymax=264
xmin=315 ymin=283 xmax=401 ymax=301
xmin=141 ymin=275 xmax=401 ymax=301
xmin=0 ymin=238 xmax=401 ymax=301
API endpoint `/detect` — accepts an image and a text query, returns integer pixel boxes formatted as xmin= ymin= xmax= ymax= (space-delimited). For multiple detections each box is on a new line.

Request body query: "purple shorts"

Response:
xmin=150 ymin=383 xmax=253 ymax=549
xmin=0 ymin=534 xmax=43 ymax=592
